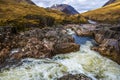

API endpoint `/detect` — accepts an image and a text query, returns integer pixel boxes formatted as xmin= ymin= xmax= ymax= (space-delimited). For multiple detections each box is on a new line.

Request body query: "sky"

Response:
xmin=31 ymin=0 xmax=109 ymax=13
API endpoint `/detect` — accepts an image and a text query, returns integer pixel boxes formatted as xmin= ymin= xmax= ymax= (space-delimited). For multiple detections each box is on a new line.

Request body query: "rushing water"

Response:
xmin=0 ymin=29 xmax=120 ymax=80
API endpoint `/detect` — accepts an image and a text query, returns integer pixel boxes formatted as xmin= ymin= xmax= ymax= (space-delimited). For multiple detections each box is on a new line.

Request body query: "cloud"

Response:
xmin=31 ymin=0 xmax=109 ymax=13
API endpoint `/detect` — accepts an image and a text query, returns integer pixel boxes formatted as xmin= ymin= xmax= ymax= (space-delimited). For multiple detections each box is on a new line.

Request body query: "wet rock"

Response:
xmin=93 ymin=26 xmax=120 ymax=64
xmin=58 ymin=74 xmax=92 ymax=80
xmin=0 ymin=48 xmax=9 ymax=64
xmin=10 ymin=27 xmax=77 ymax=60
xmin=76 ymin=29 xmax=93 ymax=36
xmin=53 ymin=43 xmax=80 ymax=54
xmin=92 ymin=39 xmax=120 ymax=64
xmin=11 ymin=37 xmax=52 ymax=59
xmin=65 ymin=24 xmax=120 ymax=64
xmin=65 ymin=24 xmax=95 ymax=37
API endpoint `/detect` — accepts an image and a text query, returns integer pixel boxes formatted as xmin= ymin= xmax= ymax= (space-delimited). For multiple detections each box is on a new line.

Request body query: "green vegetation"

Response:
xmin=0 ymin=0 xmax=87 ymax=31
xmin=82 ymin=1 xmax=120 ymax=24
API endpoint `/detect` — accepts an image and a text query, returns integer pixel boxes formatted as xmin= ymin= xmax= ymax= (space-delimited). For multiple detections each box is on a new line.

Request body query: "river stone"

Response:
xmin=53 ymin=43 xmax=80 ymax=54
xmin=58 ymin=74 xmax=92 ymax=80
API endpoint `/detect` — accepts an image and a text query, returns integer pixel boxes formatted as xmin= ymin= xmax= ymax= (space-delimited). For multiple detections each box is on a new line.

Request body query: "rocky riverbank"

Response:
xmin=65 ymin=24 xmax=120 ymax=64
xmin=0 ymin=26 xmax=80 ymax=67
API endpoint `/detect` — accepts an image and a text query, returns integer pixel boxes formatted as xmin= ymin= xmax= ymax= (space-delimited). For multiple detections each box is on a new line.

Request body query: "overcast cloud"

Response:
xmin=31 ymin=0 xmax=109 ymax=13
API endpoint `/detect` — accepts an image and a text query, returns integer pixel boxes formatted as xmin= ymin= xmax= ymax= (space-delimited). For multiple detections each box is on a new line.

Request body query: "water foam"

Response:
xmin=0 ymin=29 xmax=120 ymax=80
xmin=0 ymin=41 xmax=120 ymax=80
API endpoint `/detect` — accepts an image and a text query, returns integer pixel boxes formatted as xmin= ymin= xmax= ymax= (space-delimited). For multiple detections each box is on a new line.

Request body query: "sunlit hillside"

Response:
xmin=82 ymin=1 xmax=120 ymax=24
xmin=0 ymin=0 xmax=87 ymax=31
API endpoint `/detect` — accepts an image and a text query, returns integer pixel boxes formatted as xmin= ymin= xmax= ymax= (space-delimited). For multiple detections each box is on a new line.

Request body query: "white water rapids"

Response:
xmin=0 ymin=29 xmax=120 ymax=80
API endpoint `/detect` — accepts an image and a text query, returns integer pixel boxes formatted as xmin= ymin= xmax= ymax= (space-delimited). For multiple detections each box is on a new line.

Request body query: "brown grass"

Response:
xmin=82 ymin=1 xmax=120 ymax=24
xmin=0 ymin=0 xmax=87 ymax=30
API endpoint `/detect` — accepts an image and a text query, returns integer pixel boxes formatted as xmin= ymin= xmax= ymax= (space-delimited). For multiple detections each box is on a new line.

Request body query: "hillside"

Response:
xmin=0 ymin=0 xmax=87 ymax=31
xmin=82 ymin=1 xmax=120 ymax=24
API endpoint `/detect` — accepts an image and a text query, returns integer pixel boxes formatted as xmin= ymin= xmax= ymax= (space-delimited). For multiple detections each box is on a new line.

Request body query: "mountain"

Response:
xmin=82 ymin=1 xmax=120 ymax=24
xmin=50 ymin=4 xmax=79 ymax=15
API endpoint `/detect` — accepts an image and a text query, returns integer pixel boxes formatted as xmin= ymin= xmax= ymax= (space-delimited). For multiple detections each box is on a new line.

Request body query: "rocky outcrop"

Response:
xmin=65 ymin=24 xmax=120 ymax=64
xmin=58 ymin=74 xmax=92 ymax=80
xmin=92 ymin=27 xmax=120 ymax=64
xmin=65 ymin=24 xmax=96 ymax=36
xmin=50 ymin=4 xmax=79 ymax=15
xmin=0 ymin=27 xmax=80 ymax=65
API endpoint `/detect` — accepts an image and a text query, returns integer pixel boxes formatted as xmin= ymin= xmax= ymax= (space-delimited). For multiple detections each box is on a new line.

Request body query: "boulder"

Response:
xmin=76 ymin=29 xmax=93 ymax=36
xmin=53 ymin=43 xmax=80 ymax=54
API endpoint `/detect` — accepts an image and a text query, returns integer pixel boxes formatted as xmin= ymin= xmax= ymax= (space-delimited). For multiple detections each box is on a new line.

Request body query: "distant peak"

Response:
xmin=50 ymin=4 xmax=79 ymax=15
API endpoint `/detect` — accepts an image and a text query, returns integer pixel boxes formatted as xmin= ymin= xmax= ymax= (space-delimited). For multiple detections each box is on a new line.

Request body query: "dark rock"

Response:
xmin=58 ymin=74 xmax=92 ymax=80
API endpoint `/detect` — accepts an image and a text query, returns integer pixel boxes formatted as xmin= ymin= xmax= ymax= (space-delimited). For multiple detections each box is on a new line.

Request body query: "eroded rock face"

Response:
xmin=58 ymin=74 xmax=92 ymax=80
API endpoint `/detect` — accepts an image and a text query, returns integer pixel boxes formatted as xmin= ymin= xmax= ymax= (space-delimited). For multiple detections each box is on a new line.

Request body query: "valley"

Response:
xmin=0 ymin=0 xmax=120 ymax=80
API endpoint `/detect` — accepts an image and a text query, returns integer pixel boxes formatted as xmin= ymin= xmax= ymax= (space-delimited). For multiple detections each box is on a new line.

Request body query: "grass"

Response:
xmin=0 ymin=0 xmax=87 ymax=31
xmin=82 ymin=1 xmax=120 ymax=24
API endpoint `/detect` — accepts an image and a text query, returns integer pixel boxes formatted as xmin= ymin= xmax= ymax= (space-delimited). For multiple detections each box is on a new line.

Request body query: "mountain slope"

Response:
xmin=82 ymin=1 xmax=120 ymax=23
xmin=0 ymin=0 xmax=35 ymax=5
xmin=50 ymin=4 xmax=79 ymax=15
xmin=103 ymin=0 xmax=120 ymax=6
xmin=0 ymin=0 xmax=87 ymax=30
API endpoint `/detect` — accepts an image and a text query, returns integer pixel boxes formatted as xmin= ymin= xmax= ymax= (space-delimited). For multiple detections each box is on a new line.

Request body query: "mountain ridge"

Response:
xmin=49 ymin=4 xmax=79 ymax=15
xmin=103 ymin=0 xmax=116 ymax=6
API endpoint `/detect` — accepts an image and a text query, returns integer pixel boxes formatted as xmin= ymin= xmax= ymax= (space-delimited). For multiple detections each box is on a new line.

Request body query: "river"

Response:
xmin=0 ymin=29 xmax=120 ymax=80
